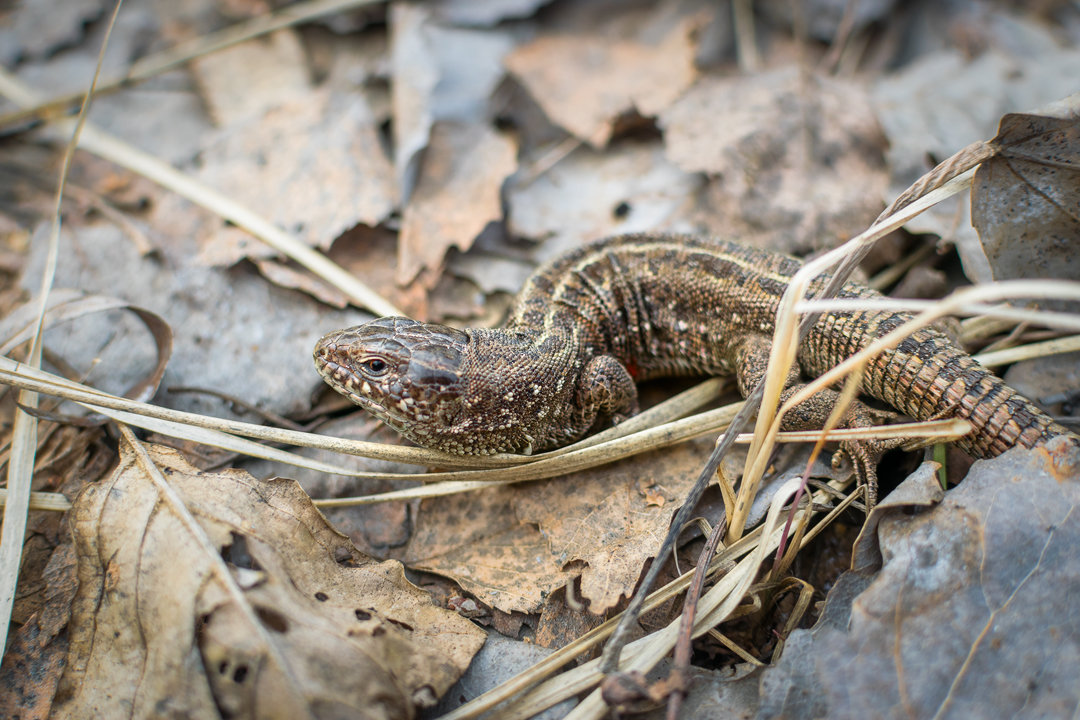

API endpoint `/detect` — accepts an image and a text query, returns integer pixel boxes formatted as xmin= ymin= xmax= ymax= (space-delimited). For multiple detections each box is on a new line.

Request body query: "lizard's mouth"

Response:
xmin=313 ymin=357 xmax=411 ymax=426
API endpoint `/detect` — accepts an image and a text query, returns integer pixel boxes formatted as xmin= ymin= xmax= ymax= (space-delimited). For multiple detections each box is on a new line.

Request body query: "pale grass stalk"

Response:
xmin=319 ymin=419 xmax=967 ymax=506
xmin=782 ymin=280 xmax=1080 ymax=423
xmin=0 ymin=0 xmax=120 ymax=662
xmin=708 ymin=629 xmax=763 ymax=665
xmin=0 ymin=351 xmax=968 ymax=509
xmin=0 ymin=357 xmax=491 ymax=468
xmin=0 ymin=69 xmax=399 ymax=317
xmin=0 ymin=489 xmax=72 ymax=512
xmin=974 ymin=333 xmax=1080 ymax=368
xmin=798 ymin=297 xmax=1080 ymax=332
xmin=728 ymin=168 xmax=978 ymax=541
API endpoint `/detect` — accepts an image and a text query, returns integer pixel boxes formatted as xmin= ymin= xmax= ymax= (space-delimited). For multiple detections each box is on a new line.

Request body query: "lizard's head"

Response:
xmin=314 ymin=317 xmax=469 ymax=445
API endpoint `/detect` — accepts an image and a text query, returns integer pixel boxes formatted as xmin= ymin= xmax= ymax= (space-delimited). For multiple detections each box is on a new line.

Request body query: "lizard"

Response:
xmin=313 ymin=233 xmax=1079 ymax=497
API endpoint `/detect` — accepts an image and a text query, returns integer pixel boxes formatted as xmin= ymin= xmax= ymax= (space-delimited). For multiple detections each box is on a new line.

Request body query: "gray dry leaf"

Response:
xmin=971 ymin=94 xmax=1080 ymax=295
xmin=872 ymin=41 xmax=1080 ymax=281
xmin=54 ymin=444 xmax=484 ymax=720
xmin=194 ymin=87 xmax=397 ymax=266
xmin=507 ymin=140 xmax=702 ymax=265
xmin=0 ymin=0 xmax=101 ymax=62
xmin=661 ymin=67 xmax=888 ymax=254
xmin=758 ymin=438 xmax=1080 ymax=720
xmin=389 ymin=4 xmax=518 ymax=203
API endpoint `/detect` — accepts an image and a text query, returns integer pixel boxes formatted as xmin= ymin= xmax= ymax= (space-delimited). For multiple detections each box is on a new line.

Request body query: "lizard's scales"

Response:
xmin=314 ymin=234 xmax=1078 ymax=461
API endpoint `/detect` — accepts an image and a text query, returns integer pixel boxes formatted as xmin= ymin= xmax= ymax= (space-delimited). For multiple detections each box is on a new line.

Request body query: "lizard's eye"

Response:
xmin=360 ymin=357 xmax=389 ymax=376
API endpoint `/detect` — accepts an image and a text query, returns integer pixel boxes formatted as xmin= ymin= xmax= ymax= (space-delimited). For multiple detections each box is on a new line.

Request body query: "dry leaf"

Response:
xmin=389 ymin=4 xmax=517 ymax=202
xmin=404 ymin=486 xmax=572 ymax=614
xmin=189 ymin=29 xmax=311 ymax=127
xmin=0 ymin=545 xmax=76 ymax=720
xmin=507 ymin=140 xmax=701 ymax=264
xmin=397 ymin=121 xmax=518 ymax=286
xmin=325 ymin=225 xmax=430 ymax=319
xmin=760 ymin=439 xmax=1080 ymax=719
xmin=195 ymin=88 xmax=396 ymax=266
xmin=505 ymin=17 xmax=701 ymax=147
xmin=406 ymin=441 xmax=758 ymax=616
xmin=971 ymin=94 xmax=1080 ymax=293
xmin=0 ymin=0 xmax=102 ymax=61
xmin=513 ymin=440 xmax=724 ymax=613
xmin=661 ymin=67 xmax=888 ymax=254
xmin=872 ymin=45 xmax=1080 ymax=280
xmin=54 ymin=444 xmax=484 ymax=719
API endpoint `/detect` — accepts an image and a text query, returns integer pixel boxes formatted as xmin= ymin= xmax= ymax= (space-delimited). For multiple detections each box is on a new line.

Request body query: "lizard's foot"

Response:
xmin=834 ymin=437 xmax=908 ymax=509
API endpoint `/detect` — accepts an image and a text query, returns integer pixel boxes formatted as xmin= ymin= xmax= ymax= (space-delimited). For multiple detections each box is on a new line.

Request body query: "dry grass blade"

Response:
xmin=0 ymin=0 xmax=381 ymax=131
xmin=0 ymin=357 xmax=493 ymax=468
xmin=784 ymin=280 xmax=1080 ymax=419
xmin=0 ymin=69 xmax=399 ymax=317
xmin=115 ymin=425 xmax=309 ymax=707
xmin=533 ymin=478 xmax=807 ymax=720
xmin=318 ymin=418 xmax=968 ymax=507
xmin=0 ymin=0 xmax=121 ymax=664
xmin=797 ymin=297 xmax=1080 ymax=332
xmin=728 ymin=167 xmax=978 ymax=541
xmin=974 ymin=333 xmax=1080 ymax=368
xmin=0 ymin=489 xmax=72 ymax=512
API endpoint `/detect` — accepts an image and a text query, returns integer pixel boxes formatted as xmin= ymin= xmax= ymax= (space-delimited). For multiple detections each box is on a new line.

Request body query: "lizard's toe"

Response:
xmin=835 ymin=436 xmax=908 ymax=509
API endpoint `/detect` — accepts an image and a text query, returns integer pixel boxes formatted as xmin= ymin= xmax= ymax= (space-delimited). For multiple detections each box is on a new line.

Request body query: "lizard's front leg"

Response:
xmin=733 ymin=335 xmax=897 ymax=506
xmin=571 ymin=354 xmax=639 ymax=437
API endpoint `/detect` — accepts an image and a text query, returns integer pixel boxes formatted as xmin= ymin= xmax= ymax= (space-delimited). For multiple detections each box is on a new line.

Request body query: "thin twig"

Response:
xmin=665 ymin=516 xmax=727 ymax=720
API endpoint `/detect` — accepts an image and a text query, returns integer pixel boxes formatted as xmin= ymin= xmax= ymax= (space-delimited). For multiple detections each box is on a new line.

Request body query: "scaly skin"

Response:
xmin=314 ymin=234 xmax=1079 ymax=470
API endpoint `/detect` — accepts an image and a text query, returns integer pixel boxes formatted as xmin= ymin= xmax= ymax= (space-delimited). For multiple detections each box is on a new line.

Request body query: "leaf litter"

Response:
xmin=0 ymin=1 xmax=1078 ymax=719
xmin=53 ymin=441 xmax=483 ymax=719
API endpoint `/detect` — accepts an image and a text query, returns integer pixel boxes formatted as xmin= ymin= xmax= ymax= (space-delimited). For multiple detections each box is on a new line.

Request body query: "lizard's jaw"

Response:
xmin=313 ymin=355 xmax=411 ymax=428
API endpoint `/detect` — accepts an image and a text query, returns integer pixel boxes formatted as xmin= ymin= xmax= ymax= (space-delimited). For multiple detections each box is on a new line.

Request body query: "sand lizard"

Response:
xmin=313 ymin=234 xmax=1079 ymax=488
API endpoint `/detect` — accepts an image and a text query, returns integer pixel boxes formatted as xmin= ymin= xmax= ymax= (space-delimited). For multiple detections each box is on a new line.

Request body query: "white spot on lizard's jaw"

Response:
xmin=361 ymin=381 xmax=371 ymax=395
xmin=397 ymin=400 xmax=408 ymax=413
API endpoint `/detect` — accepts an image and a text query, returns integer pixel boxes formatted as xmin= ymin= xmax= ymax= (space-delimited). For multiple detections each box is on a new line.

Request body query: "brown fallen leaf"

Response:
xmin=513 ymin=439 xmax=729 ymax=613
xmin=639 ymin=483 xmax=668 ymax=508
xmin=54 ymin=442 xmax=484 ymax=719
xmin=505 ymin=16 xmax=702 ymax=148
xmin=404 ymin=485 xmax=573 ymax=614
xmin=189 ymin=29 xmax=311 ymax=127
xmin=404 ymin=440 xmax=810 ymax=617
xmin=397 ymin=121 xmax=518 ymax=287
xmin=971 ymin=94 xmax=1080 ymax=294
xmin=325 ymin=224 xmax=430 ymax=320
